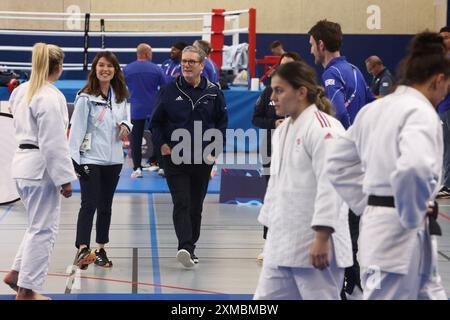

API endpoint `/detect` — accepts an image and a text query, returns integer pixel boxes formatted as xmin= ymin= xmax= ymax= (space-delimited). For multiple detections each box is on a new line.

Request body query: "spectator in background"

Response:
xmin=123 ymin=43 xmax=167 ymax=178
xmin=436 ymin=26 xmax=450 ymax=199
xmin=365 ymin=56 xmax=395 ymax=98
xmin=193 ymin=39 xmax=219 ymax=83
xmin=161 ymin=41 xmax=188 ymax=80
xmin=308 ymin=19 xmax=374 ymax=299
xmin=252 ymin=51 xmax=302 ymax=261
xmin=270 ymin=40 xmax=286 ymax=56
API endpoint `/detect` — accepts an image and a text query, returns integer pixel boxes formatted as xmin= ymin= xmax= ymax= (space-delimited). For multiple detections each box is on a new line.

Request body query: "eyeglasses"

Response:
xmin=181 ymin=59 xmax=201 ymax=66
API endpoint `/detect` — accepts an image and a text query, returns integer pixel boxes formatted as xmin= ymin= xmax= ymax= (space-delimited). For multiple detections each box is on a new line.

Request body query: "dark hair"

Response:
xmin=81 ymin=51 xmax=128 ymax=103
xmin=273 ymin=61 xmax=334 ymax=116
xmin=440 ymin=26 xmax=450 ymax=33
xmin=280 ymin=51 xmax=302 ymax=63
xmin=397 ymin=31 xmax=450 ymax=86
xmin=270 ymin=40 xmax=283 ymax=49
xmin=308 ymin=20 xmax=343 ymax=52
xmin=172 ymin=41 xmax=188 ymax=51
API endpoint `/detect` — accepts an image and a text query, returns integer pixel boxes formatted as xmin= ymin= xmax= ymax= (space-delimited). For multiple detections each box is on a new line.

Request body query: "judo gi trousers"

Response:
xmin=361 ymin=232 xmax=447 ymax=300
xmin=254 ymin=247 xmax=345 ymax=300
xmin=12 ymin=172 xmax=61 ymax=291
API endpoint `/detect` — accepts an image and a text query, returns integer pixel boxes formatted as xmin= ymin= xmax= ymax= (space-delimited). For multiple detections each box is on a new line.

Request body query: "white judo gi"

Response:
xmin=254 ymin=104 xmax=353 ymax=300
xmin=326 ymin=85 xmax=447 ymax=300
xmin=9 ymin=82 xmax=77 ymax=291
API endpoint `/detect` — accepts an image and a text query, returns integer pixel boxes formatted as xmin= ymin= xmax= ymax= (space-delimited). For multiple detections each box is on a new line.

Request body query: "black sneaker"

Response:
xmin=437 ymin=186 xmax=450 ymax=199
xmin=192 ymin=254 xmax=199 ymax=264
xmin=76 ymin=247 xmax=96 ymax=270
xmin=94 ymin=248 xmax=113 ymax=268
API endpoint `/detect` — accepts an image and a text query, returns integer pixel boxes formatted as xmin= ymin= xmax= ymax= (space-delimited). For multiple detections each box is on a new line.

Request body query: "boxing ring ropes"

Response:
xmin=0 ymin=9 xmax=256 ymax=205
xmin=0 ymin=8 xmax=256 ymax=77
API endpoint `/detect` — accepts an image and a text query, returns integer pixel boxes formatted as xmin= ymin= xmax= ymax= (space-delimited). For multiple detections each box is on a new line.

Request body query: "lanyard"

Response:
xmin=94 ymin=88 xmax=112 ymax=127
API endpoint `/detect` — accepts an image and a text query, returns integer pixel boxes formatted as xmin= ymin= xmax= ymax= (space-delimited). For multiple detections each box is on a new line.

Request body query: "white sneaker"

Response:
xmin=146 ymin=165 xmax=160 ymax=172
xmin=131 ymin=168 xmax=143 ymax=178
xmin=158 ymin=169 xmax=165 ymax=177
xmin=176 ymin=249 xmax=195 ymax=268
xmin=256 ymin=252 xmax=264 ymax=261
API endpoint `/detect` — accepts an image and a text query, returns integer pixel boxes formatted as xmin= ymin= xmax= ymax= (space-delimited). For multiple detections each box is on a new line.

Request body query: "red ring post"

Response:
xmin=248 ymin=8 xmax=256 ymax=79
xmin=210 ymin=9 xmax=225 ymax=73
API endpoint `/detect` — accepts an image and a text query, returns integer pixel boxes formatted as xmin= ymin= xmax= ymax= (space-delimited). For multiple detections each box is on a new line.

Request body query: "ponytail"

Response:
xmin=26 ymin=43 xmax=64 ymax=105
xmin=314 ymin=86 xmax=334 ymax=116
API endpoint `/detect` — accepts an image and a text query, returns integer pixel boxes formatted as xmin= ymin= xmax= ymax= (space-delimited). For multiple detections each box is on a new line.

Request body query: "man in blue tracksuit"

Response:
xmin=151 ymin=46 xmax=228 ymax=268
xmin=437 ymin=26 xmax=450 ymax=199
xmin=309 ymin=20 xmax=374 ymax=129
xmin=161 ymin=41 xmax=188 ymax=81
xmin=309 ymin=19 xmax=375 ymax=299
xmin=123 ymin=43 xmax=168 ymax=178
xmin=193 ymin=40 xmax=219 ymax=83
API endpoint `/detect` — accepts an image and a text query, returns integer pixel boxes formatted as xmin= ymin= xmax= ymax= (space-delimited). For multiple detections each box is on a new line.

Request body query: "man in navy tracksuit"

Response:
xmin=309 ymin=20 xmax=374 ymax=299
xmin=123 ymin=43 xmax=167 ymax=178
xmin=151 ymin=46 xmax=228 ymax=268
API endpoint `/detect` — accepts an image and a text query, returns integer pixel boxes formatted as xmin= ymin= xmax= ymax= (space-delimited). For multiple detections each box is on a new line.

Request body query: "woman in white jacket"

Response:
xmin=69 ymin=51 xmax=131 ymax=269
xmin=254 ymin=61 xmax=353 ymax=300
xmin=325 ymin=32 xmax=450 ymax=300
xmin=3 ymin=43 xmax=77 ymax=300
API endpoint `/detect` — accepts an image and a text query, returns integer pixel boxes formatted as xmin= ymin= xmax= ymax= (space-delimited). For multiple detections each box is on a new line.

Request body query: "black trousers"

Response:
xmin=341 ymin=210 xmax=361 ymax=299
xmin=162 ymin=155 xmax=212 ymax=254
xmin=75 ymin=164 xmax=122 ymax=248
xmin=130 ymin=119 xmax=146 ymax=170
xmin=263 ymin=168 xmax=270 ymax=240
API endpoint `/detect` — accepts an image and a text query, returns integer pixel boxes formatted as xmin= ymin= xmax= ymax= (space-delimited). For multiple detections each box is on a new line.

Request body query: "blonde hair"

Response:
xmin=26 ymin=43 xmax=64 ymax=105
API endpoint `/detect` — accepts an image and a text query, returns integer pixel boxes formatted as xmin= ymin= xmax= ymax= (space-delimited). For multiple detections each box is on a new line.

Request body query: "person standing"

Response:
xmin=252 ymin=52 xmax=302 ymax=260
xmin=436 ymin=26 xmax=450 ymax=199
xmin=365 ymin=56 xmax=395 ymax=98
xmin=3 ymin=43 xmax=76 ymax=300
xmin=69 ymin=51 xmax=132 ymax=269
xmin=124 ymin=43 xmax=167 ymax=178
xmin=325 ymin=32 xmax=449 ymax=300
xmin=151 ymin=46 xmax=228 ymax=268
xmin=193 ymin=39 xmax=219 ymax=83
xmin=161 ymin=41 xmax=188 ymax=81
xmin=254 ymin=61 xmax=352 ymax=300
xmin=308 ymin=20 xmax=374 ymax=298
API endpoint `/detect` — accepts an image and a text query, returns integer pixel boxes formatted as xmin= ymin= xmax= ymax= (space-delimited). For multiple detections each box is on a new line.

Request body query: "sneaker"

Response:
xmin=176 ymin=249 xmax=195 ymax=268
xmin=143 ymin=164 xmax=160 ymax=172
xmin=131 ymin=168 xmax=143 ymax=178
xmin=192 ymin=254 xmax=199 ymax=264
xmin=76 ymin=247 xmax=96 ymax=270
xmin=436 ymin=186 xmax=450 ymax=199
xmin=158 ymin=169 xmax=165 ymax=177
xmin=94 ymin=248 xmax=113 ymax=268
xmin=256 ymin=252 xmax=264 ymax=261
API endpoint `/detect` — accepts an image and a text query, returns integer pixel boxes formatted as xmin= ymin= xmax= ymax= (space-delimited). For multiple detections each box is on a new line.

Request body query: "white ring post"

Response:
xmin=202 ymin=14 xmax=211 ymax=42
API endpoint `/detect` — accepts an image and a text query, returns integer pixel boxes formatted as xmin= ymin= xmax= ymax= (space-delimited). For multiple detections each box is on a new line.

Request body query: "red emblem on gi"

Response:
xmin=296 ymin=138 xmax=301 ymax=145
xmin=324 ymin=132 xmax=333 ymax=140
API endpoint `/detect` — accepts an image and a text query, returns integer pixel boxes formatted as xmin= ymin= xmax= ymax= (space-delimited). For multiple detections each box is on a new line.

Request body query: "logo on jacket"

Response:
xmin=296 ymin=138 xmax=301 ymax=145
xmin=175 ymin=96 xmax=184 ymax=101
xmin=325 ymin=79 xmax=335 ymax=87
xmin=324 ymin=132 xmax=334 ymax=140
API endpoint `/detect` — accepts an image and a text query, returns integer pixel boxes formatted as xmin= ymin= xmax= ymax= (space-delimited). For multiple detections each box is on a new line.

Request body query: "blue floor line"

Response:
xmin=148 ymin=193 xmax=162 ymax=294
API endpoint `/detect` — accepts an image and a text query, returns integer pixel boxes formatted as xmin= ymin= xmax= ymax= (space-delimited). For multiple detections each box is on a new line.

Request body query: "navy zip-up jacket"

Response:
xmin=150 ymin=76 xmax=228 ymax=159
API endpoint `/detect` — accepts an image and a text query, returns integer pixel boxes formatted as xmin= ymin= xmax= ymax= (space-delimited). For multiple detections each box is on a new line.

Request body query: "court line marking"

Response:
xmin=148 ymin=193 xmax=162 ymax=294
